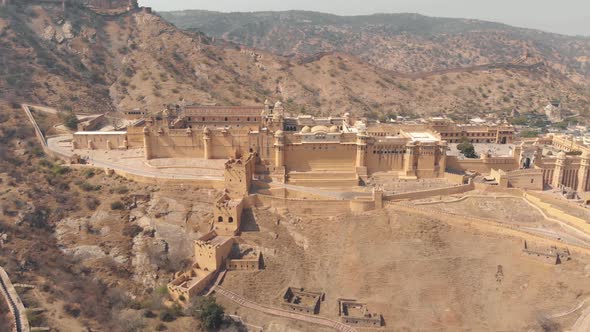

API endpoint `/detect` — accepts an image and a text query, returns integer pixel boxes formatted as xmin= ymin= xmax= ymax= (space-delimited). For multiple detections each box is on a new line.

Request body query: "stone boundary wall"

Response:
xmin=413 ymin=194 xmax=519 ymax=206
xmin=393 ymin=204 xmax=590 ymax=256
xmin=0 ymin=267 xmax=30 ymax=332
xmin=21 ymin=105 xmax=71 ymax=160
xmin=523 ymin=193 xmax=590 ymax=235
xmin=253 ymin=194 xmax=352 ymax=216
xmin=444 ymin=172 xmax=467 ymax=184
xmin=446 ymin=156 xmax=518 ymax=174
xmin=108 ymin=168 xmax=225 ymax=188
xmin=472 ymin=183 xmax=525 ymax=195
xmin=384 ymin=183 xmax=474 ymax=201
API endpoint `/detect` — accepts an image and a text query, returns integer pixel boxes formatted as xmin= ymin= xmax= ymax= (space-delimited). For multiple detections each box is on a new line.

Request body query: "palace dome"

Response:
xmin=329 ymin=125 xmax=339 ymax=133
xmin=274 ymin=130 xmax=284 ymax=137
xmin=310 ymin=125 xmax=329 ymax=134
xmin=557 ymin=151 xmax=566 ymax=159
xmin=301 ymin=126 xmax=311 ymax=133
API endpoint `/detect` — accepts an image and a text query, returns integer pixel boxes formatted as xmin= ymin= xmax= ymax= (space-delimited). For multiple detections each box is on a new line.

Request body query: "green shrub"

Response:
xmin=85 ymin=197 xmax=101 ymax=210
xmin=114 ymin=186 xmax=129 ymax=194
xmin=122 ymin=224 xmax=143 ymax=238
xmin=457 ymin=138 xmax=478 ymax=159
xmin=79 ymin=182 xmax=101 ymax=192
xmin=63 ymin=112 xmax=78 ymax=130
xmin=190 ymin=297 xmax=224 ymax=331
xmin=110 ymin=201 xmax=125 ymax=210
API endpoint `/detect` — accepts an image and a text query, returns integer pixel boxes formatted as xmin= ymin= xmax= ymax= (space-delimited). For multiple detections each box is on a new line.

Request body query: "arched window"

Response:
xmin=228 ymin=217 xmax=234 ymax=223
xmin=225 ymin=117 xmax=228 ymax=121
xmin=218 ymin=216 xmax=223 ymax=222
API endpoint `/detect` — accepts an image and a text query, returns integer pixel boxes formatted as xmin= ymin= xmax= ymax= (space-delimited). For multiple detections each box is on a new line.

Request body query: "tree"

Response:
xmin=457 ymin=137 xmax=478 ymax=158
xmin=190 ymin=297 xmax=224 ymax=331
xmin=63 ymin=112 xmax=78 ymax=130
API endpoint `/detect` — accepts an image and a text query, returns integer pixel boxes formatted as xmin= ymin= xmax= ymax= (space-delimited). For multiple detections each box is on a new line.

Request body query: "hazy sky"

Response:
xmin=141 ymin=0 xmax=590 ymax=36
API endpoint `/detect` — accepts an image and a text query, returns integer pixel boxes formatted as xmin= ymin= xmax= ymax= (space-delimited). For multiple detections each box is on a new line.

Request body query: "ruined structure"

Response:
xmin=167 ymin=152 xmax=255 ymax=302
xmin=338 ymin=299 xmax=383 ymax=327
xmin=226 ymin=245 xmax=262 ymax=271
xmin=281 ymin=287 xmax=323 ymax=314
xmin=523 ymin=241 xmax=571 ymax=265
xmin=167 ymin=231 xmax=233 ymax=303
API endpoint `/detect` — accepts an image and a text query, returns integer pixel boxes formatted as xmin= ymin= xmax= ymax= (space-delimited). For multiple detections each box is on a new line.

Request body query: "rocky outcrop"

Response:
xmin=40 ymin=20 xmax=75 ymax=44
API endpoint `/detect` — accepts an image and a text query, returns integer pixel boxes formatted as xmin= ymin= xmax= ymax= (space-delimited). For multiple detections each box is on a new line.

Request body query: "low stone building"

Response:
xmin=167 ymin=231 xmax=233 ymax=303
xmin=226 ymin=245 xmax=262 ymax=271
xmin=523 ymin=241 xmax=571 ymax=265
xmin=338 ymin=299 xmax=382 ymax=327
xmin=281 ymin=287 xmax=323 ymax=314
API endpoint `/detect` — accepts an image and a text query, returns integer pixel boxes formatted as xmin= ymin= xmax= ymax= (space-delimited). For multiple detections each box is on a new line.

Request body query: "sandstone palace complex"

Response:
xmin=69 ymin=101 xmax=590 ymax=195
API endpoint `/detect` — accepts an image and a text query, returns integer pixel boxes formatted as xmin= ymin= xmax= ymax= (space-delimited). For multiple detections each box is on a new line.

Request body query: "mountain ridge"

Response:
xmin=1 ymin=3 xmax=589 ymax=122
xmin=159 ymin=10 xmax=590 ymax=83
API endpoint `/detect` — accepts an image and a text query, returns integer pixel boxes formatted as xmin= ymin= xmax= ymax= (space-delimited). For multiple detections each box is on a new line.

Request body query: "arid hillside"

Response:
xmin=161 ymin=10 xmax=590 ymax=84
xmin=1 ymin=3 xmax=590 ymax=120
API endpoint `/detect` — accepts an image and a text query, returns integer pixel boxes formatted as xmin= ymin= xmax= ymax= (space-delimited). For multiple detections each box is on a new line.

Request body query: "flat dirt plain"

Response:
xmin=220 ymin=203 xmax=590 ymax=331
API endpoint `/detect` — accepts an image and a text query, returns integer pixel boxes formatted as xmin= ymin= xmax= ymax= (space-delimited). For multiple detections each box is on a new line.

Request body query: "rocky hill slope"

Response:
xmin=1 ymin=3 xmax=589 ymax=120
xmin=161 ymin=11 xmax=590 ymax=84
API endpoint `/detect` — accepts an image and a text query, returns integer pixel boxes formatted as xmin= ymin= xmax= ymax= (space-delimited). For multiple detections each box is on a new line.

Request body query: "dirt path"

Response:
xmin=572 ymin=307 xmax=590 ymax=332
xmin=215 ymin=287 xmax=357 ymax=332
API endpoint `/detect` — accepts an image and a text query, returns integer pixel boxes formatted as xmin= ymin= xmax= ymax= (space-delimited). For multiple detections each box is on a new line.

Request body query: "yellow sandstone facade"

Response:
xmin=74 ymin=102 xmax=448 ymax=185
xmin=71 ymin=102 xmax=590 ymax=194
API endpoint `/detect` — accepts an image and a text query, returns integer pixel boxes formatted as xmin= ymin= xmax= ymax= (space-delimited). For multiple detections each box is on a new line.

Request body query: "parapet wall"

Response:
xmin=0 ymin=267 xmax=30 ymax=332
xmin=253 ymin=194 xmax=351 ymax=216
xmin=523 ymin=192 xmax=590 ymax=235
xmin=384 ymin=183 xmax=475 ymax=201
xmin=446 ymin=156 xmax=518 ymax=174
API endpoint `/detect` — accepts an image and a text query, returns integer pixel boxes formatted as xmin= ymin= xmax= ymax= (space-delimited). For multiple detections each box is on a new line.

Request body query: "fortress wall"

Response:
xmin=446 ymin=156 xmax=519 ymax=174
xmin=0 ymin=267 xmax=29 ymax=332
xmin=472 ymin=183 xmax=525 ymax=195
xmin=210 ymin=132 xmax=260 ymax=159
xmin=254 ymin=194 xmax=351 ymax=216
xmin=505 ymin=169 xmax=544 ymax=190
xmin=444 ymin=172 xmax=467 ymax=184
xmin=523 ymin=193 xmax=590 ymax=235
xmin=108 ymin=168 xmax=224 ymax=188
xmin=146 ymin=131 xmax=205 ymax=158
xmin=284 ymin=144 xmax=356 ymax=172
xmin=73 ymin=132 xmax=127 ymax=150
xmin=395 ymin=204 xmax=590 ymax=256
xmin=385 ymin=183 xmax=474 ymax=201
xmin=366 ymin=145 xmax=406 ymax=173
xmin=144 ymin=129 xmax=265 ymax=160
xmin=126 ymin=127 xmax=145 ymax=148
xmin=349 ymin=199 xmax=376 ymax=212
